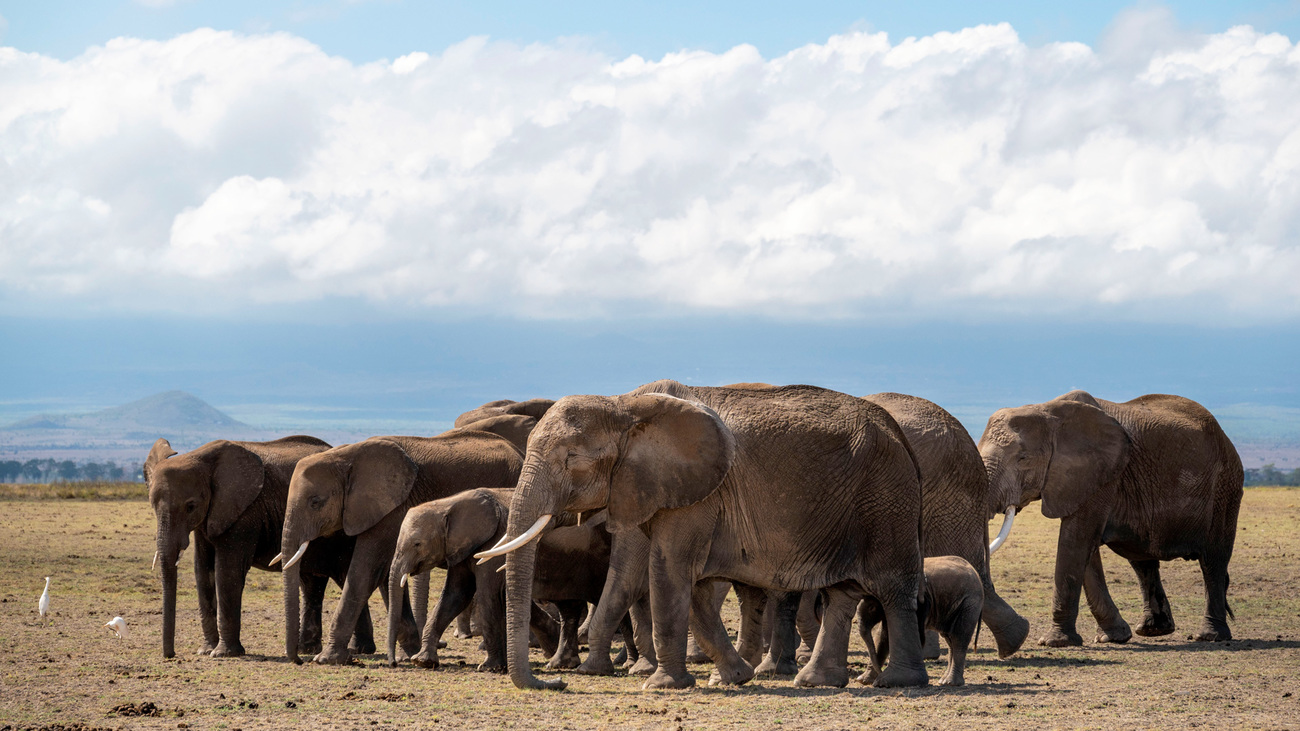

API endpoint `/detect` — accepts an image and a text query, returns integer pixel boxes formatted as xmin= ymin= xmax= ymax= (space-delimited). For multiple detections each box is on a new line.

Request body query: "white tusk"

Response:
xmin=473 ymin=514 xmax=552 ymax=564
xmin=269 ymin=552 xmax=283 ymax=566
xmin=175 ymin=548 xmax=184 ymax=567
xmin=988 ymin=506 xmax=1017 ymax=554
xmin=282 ymin=541 xmax=310 ymax=570
xmin=400 ymin=573 xmax=408 ymax=588
xmin=152 ymin=552 xmax=158 ymax=571
xmin=481 ymin=533 xmax=511 ymax=554
xmin=496 ymin=562 xmax=506 ymax=573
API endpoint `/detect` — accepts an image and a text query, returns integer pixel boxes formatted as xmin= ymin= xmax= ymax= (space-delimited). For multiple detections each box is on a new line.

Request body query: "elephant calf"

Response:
xmin=859 ymin=556 xmax=983 ymax=687
xmin=389 ymin=488 xmax=641 ymax=672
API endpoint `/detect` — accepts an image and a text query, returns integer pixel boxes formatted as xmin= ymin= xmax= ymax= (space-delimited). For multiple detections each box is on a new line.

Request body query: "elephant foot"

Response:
xmin=411 ymin=648 xmax=439 ymax=669
xmin=922 ymin=630 xmax=942 ymax=660
xmin=545 ymin=654 xmax=581 ymax=671
xmin=993 ymin=614 xmax=1031 ymax=658
xmin=209 ymin=642 xmax=245 ymax=658
xmin=643 ymin=667 xmax=696 ymax=690
xmin=855 ymin=667 xmax=880 ymax=686
xmin=795 ymin=643 xmax=813 ymax=665
xmin=453 ymin=628 xmax=473 ymax=640
xmin=394 ymin=646 xmax=412 ymax=663
xmin=195 ymin=642 xmax=217 ymax=656
xmin=873 ymin=662 xmax=929 ymax=688
xmin=938 ymin=668 xmax=964 ymax=687
xmin=478 ymin=658 xmax=507 ymax=673
xmin=754 ymin=654 xmax=799 ymax=676
xmin=707 ymin=660 xmax=754 ymax=687
xmin=1037 ymin=627 xmax=1084 ymax=648
xmin=576 ymin=655 xmax=617 ymax=676
xmin=302 ymin=639 xmax=324 ymax=655
xmin=348 ymin=639 xmax=377 ymax=655
xmin=794 ymin=663 xmax=849 ymax=688
xmin=612 ymin=647 xmax=627 ymax=666
xmin=628 ymin=657 xmax=657 ymax=676
xmin=1193 ymin=620 xmax=1231 ymax=642
xmin=1135 ymin=614 xmax=1176 ymax=637
xmin=1094 ymin=620 xmax=1132 ymax=644
xmin=685 ymin=637 xmax=711 ymax=664
xmin=313 ymin=647 xmax=353 ymax=665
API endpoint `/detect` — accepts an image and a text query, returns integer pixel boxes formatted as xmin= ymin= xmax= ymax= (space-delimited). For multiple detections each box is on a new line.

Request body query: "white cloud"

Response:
xmin=1 ymin=16 xmax=1298 ymax=321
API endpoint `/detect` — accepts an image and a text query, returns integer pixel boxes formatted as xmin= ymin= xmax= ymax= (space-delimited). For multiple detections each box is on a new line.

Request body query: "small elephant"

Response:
xmin=279 ymin=431 xmax=524 ymax=665
xmin=389 ymin=488 xmax=645 ymax=672
xmin=858 ymin=556 xmax=984 ymax=687
xmin=145 ymin=436 xmax=375 ymax=659
xmin=979 ymin=391 xmax=1243 ymax=646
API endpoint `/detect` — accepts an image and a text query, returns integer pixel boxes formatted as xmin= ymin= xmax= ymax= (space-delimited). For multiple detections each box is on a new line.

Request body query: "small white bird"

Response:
xmin=105 ymin=616 xmax=129 ymax=639
xmin=38 ymin=577 xmax=50 ymax=617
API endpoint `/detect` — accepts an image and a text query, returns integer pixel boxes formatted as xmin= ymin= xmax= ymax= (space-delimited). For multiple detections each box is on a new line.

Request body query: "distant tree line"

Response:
xmin=0 ymin=459 xmax=144 ymax=483
xmin=1243 ymin=464 xmax=1300 ymax=487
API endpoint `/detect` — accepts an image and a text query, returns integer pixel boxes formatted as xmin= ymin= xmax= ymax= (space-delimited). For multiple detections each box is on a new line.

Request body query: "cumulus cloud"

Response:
xmin=1 ymin=13 xmax=1298 ymax=321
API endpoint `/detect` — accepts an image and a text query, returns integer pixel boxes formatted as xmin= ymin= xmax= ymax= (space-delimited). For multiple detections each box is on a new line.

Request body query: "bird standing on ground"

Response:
xmin=38 ymin=577 xmax=50 ymax=617
xmin=105 ymin=616 xmax=129 ymax=639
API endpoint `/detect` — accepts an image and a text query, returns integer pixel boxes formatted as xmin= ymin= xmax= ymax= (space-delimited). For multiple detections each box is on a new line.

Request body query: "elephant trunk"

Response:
xmin=281 ymin=533 xmax=305 ymax=664
xmin=500 ymin=472 xmax=565 ymax=690
xmin=158 ymin=529 xmax=177 ymax=658
xmin=386 ymin=554 xmax=410 ymax=666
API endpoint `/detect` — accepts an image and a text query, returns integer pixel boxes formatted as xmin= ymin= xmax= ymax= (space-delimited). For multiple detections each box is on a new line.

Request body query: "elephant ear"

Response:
xmin=1041 ymin=401 xmax=1131 ymax=519
xmin=343 ymin=439 xmax=418 ymax=537
xmin=144 ymin=438 xmax=177 ymax=484
xmin=606 ymin=393 xmax=736 ymax=533
xmin=444 ymin=490 xmax=505 ymax=567
xmin=205 ymin=442 xmax=266 ymax=537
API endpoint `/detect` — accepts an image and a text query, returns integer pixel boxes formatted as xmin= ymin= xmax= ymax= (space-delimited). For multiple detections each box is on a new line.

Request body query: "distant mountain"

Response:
xmin=0 ymin=391 xmax=272 ymax=464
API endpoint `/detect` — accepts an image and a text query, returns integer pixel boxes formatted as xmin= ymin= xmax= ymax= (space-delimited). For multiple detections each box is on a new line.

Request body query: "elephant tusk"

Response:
xmin=269 ymin=552 xmax=283 ymax=566
xmin=152 ymin=552 xmax=158 ymax=572
xmin=282 ymin=541 xmax=310 ymax=570
xmin=473 ymin=514 xmax=551 ymax=564
xmin=496 ymin=562 xmax=506 ymax=573
xmin=988 ymin=506 xmax=1017 ymax=554
xmin=175 ymin=548 xmax=184 ymax=567
xmin=400 ymin=573 xmax=408 ymax=588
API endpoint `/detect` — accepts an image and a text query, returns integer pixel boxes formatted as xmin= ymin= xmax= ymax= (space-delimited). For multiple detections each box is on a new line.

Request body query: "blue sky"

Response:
xmin=1 ymin=1 xmax=1298 ymax=459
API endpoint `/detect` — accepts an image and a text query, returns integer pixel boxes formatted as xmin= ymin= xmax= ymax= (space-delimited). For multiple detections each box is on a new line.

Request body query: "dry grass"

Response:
xmin=0 ymin=482 xmax=148 ymax=501
xmin=1 ymin=490 xmax=1297 ymax=730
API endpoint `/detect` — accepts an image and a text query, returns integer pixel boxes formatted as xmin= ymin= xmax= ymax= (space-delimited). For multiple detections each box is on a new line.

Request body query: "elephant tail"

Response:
xmin=972 ymin=617 xmax=982 ymax=652
xmin=1226 ymin=571 xmax=1235 ymax=621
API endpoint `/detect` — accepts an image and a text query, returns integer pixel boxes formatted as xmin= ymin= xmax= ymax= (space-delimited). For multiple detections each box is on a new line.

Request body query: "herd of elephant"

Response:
xmin=144 ymin=381 xmax=1244 ymax=691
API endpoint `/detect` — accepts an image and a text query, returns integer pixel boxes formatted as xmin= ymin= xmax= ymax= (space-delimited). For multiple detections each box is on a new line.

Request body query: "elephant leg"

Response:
xmin=544 ymin=600 xmax=585 ymax=670
xmin=1194 ymin=553 xmax=1233 ymax=641
xmin=922 ymin=630 xmax=943 ymax=659
xmin=318 ymin=551 xmax=391 ymax=666
xmin=854 ymin=598 xmax=885 ymax=685
xmin=863 ymin=572 xmax=929 ymax=688
xmin=1039 ymin=518 xmax=1104 ymax=648
xmin=642 ymin=538 xmax=700 ymax=690
xmin=353 ymin=602 xmax=377 ymax=655
xmin=413 ymin=563 xmax=477 ymax=669
xmin=299 ymin=572 xmax=328 ymax=655
xmin=686 ymin=580 xmax=727 ymax=664
xmin=1084 ymin=547 xmax=1132 ymax=643
xmin=694 ymin=582 xmax=754 ymax=687
xmin=529 ymin=602 xmax=561 ymax=658
xmin=628 ymin=593 xmax=657 ymax=675
xmin=795 ymin=586 xmax=858 ymax=688
xmin=731 ymin=582 xmax=768 ymax=669
xmin=192 ymin=533 xmax=220 ymax=655
xmin=577 ymin=603 xmax=593 ymax=645
xmin=755 ymin=590 xmax=801 ymax=676
xmin=939 ymin=603 xmax=981 ymax=687
xmin=980 ymin=582 xmax=1030 ymax=658
xmin=794 ymin=590 xmax=820 ymax=664
xmin=454 ymin=600 xmax=474 ymax=639
xmin=1129 ymin=559 xmax=1176 ymax=637
xmin=210 ymin=545 xmax=249 ymax=658
xmin=616 ymin=612 xmax=637 ymax=665
xmin=578 ymin=531 xmax=649 ymax=676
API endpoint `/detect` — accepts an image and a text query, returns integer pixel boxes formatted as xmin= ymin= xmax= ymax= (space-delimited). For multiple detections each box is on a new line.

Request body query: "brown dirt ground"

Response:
xmin=1 ymin=489 xmax=1297 ymax=730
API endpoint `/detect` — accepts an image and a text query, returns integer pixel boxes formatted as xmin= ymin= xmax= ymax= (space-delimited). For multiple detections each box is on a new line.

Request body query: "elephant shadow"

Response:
xmin=1117 ymin=638 xmax=1300 ymax=654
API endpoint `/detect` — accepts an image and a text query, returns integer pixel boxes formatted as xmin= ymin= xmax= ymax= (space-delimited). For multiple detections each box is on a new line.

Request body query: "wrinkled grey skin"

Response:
xmin=145 ymin=436 xmax=374 ymax=659
xmin=280 ymin=432 xmax=523 ymax=665
xmin=454 ymin=399 xmax=555 ymax=429
xmin=456 ymin=415 xmax=539 ymax=455
xmin=979 ymin=390 xmax=1243 ymax=647
xmin=859 ymin=556 xmax=983 ymax=687
xmin=499 ymin=380 xmax=927 ymax=691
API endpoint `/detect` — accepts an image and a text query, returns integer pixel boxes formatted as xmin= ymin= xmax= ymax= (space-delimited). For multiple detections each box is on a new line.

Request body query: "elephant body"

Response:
xmin=859 ymin=556 xmax=984 ymax=687
xmin=389 ymin=488 xmax=647 ymax=672
xmin=979 ymin=390 xmax=1243 ymax=646
xmin=488 ymin=380 xmax=928 ymax=691
xmin=145 ymin=436 xmax=374 ymax=659
xmin=454 ymin=398 xmax=555 ymax=428
xmin=456 ymin=414 xmax=539 ymax=454
xmin=280 ymin=431 xmax=524 ymax=664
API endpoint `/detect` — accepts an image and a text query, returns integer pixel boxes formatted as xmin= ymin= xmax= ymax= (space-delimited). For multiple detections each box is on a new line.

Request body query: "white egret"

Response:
xmin=105 ymin=616 xmax=129 ymax=639
xmin=38 ymin=577 xmax=50 ymax=617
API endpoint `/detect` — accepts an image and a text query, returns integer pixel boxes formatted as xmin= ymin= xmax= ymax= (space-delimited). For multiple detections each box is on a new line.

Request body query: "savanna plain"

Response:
xmin=1 ymin=487 xmax=1297 ymax=730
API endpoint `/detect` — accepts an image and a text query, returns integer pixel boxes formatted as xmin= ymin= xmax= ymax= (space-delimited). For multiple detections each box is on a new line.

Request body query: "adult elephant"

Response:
xmin=454 ymin=398 xmax=555 ymax=428
xmin=978 ymin=390 xmax=1243 ymax=647
xmin=278 ymin=431 xmax=523 ymax=664
xmin=456 ymin=414 xmax=539 ymax=454
xmin=145 ymin=436 xmax=375 ymax=659
xmin=477 ymin=380 xmax=928 ymax=690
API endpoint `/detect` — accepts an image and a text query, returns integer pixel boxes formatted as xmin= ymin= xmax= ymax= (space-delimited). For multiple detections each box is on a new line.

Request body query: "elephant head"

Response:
xmin=453 ymin=398 xmax=556 ymax=428
xmin=474 ymin=392 xmax=736 ymax=689
xmin=977 ymin=391 xmax=1132 ymax=550
xmin=279 ymin=438 xmax=417 ymax=662
xmin=386 ymin=489 xmax=507 ymax=663
xmin=145 ymin=438 xmax=266 ymax=658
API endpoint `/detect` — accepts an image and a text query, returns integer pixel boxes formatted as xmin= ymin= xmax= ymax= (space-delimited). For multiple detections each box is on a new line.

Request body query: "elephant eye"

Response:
xmin=309 ymin=495 xmax=326 ymax=509
xmin=184 ymin=500 xmax=197 ymax=514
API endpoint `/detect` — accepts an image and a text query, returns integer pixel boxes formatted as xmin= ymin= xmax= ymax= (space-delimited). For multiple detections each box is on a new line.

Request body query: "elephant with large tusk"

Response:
xmin=279 ymin=431 xmax=523 ymax=665
xmin=978 ymin=390 xmax=1244 ymax=647
xmin=479 ymin=380 xmax=929 ymax=691
xmin=145 ymin=435 xmax=375 ymax=659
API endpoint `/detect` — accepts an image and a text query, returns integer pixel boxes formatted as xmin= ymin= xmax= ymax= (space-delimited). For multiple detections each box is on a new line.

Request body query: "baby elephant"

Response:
xmin=388 ymin=488 xmax=633 ymax=672
xmin=859 ymin=556 xmax=983 ymax=687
